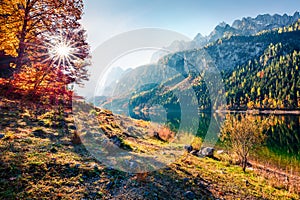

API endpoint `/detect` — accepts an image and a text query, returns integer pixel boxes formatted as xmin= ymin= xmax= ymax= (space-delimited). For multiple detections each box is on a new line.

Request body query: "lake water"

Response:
xmin=109 ymin=107 xmax=300 ymax=171
xmin=196 ymin=113 xmax=300 ymax=171
xmin=197 ymin=113 xmax=300 ymax=159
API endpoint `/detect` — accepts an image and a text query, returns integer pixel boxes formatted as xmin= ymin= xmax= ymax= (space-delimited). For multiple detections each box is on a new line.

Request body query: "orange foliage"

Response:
xmin=0 ymin=62 xmax=73 ymax=107
xmin=155 ymin=125 xmax=175 ymax=142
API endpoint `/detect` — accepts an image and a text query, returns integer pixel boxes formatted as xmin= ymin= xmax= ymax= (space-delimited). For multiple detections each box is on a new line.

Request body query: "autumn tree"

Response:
xmin=0 ymin=0 xmax=90 ymax=105
xmin=220 ymin=114 xmax=270 ymax=172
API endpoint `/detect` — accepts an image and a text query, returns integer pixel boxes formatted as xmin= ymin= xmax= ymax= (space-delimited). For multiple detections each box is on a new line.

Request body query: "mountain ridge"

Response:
xmin=98 ymin=16 xmax=300 ymax=115
xmin=151 ymin=11 xmax=300 ymax=59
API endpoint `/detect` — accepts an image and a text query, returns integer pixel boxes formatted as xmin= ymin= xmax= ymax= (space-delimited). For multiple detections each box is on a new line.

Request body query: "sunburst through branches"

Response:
xmin=46 ymin=35 xmax=79 ymax=67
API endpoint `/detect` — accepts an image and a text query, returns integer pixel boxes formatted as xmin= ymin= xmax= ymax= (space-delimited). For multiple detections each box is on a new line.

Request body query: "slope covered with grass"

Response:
xmin=0 ymin=98 xmax=299 ymax=199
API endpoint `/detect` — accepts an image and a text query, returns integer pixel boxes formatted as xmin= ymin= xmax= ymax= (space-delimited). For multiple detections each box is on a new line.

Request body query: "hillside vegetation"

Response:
xmin=0 ymin=98 xmax=299 ymax=199
xmin=99 ymin=20 xmax=300 ymax=114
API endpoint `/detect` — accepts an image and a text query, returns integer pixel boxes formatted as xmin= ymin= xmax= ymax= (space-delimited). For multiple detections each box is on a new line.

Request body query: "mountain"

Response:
xmin=93 ymin=66 xmax=132 ymax=98
xmin=224 ymin=42 xmax=300 ymax=110
xmin=232 ymin=12 xmax=300 ymax=35
xmin=208 ymin=12 xmax=300 ymax=41
xmin=208 ymin=22 xmax=238 ymax=42
xmin=151 ymin=11 xmax=300 ymax=61
xmin=96 ymin=14 xmax=300 ymax=122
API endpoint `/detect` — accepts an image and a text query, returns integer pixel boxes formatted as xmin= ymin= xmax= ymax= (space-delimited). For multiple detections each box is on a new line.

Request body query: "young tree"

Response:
xmin=220 ymin=114 xmax=270 ymax=172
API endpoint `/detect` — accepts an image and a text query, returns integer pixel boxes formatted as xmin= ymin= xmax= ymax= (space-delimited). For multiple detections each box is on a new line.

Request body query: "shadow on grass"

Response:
xmin=0 ymin=101 xmax=215 ymax=199
xmin=0 ymin=141 xmax=215 ymax=199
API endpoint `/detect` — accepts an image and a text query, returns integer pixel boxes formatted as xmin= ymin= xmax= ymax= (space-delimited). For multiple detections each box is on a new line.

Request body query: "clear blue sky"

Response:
xmin=81 ymin=0 xmax=300 ymax=49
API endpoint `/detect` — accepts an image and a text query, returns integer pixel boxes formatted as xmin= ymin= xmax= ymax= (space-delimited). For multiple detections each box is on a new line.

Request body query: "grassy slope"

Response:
xmin=0 ymin=99 xmax=299 ymax=199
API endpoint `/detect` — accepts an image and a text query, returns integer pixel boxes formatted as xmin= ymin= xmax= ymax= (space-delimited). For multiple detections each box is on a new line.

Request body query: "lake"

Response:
xmin=197 ymin=112 xmax=300 ymax=172
xmin=106 ymin=106 xmax=300 ymax=172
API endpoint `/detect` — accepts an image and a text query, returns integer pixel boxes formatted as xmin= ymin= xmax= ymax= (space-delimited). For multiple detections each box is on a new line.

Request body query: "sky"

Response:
xmin=81 ymin=0 xmax=300 ymax=50
xmin=78 ymin=0 xmax=300 ymax=97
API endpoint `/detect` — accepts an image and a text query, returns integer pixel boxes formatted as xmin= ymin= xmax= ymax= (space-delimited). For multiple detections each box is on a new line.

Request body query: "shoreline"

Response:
xmin=215 ymin=109 xmax=300 ymax=115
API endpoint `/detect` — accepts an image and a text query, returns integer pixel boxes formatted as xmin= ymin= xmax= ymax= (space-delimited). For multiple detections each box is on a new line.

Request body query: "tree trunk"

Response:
xmin=16 ymin=0 xmax=31 ymax=70
xmin=242 ymin=156 xmax=247 ymax=172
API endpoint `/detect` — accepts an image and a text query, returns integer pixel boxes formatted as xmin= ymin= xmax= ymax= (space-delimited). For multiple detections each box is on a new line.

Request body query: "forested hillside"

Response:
xmin=225 ymin=43 xmax=300 ymax=110
xmin=104 ymin=20 xmax=300 ymax=117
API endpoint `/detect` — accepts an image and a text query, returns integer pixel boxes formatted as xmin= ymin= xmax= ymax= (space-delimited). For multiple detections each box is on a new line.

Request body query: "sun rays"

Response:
xmin=25 ymin=29 xmax=87 ymax=69
xmin=47 ymin=35 xmax=75 ymax=67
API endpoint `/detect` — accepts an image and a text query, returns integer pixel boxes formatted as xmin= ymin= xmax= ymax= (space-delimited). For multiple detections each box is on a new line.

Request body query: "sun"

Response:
xmin=49 ymin=39 xmax=73 ymax=61
xmin=54 ymin=43 xmax=72 ymax=58
xmin=33 ymin=30 xmax=85 ymax=68
xmin=46 ymin=36 xmax=77 ymax=67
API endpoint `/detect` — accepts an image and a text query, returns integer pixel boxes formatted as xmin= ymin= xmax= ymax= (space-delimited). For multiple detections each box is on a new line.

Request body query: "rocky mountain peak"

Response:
xmin=231 ymin=12 xmax=300 ymax=35
xmin=151 ymin=12 xmax=300 ymax=61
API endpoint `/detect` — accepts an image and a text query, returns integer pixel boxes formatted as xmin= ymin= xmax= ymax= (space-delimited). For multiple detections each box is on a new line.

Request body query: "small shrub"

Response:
xmin=191 ymin=137 xmax=202 ymax=150
xmin=220 ymin=114 xmax=270 ymax=172
xmin=156 ymin=126 xmax=175 ymax=142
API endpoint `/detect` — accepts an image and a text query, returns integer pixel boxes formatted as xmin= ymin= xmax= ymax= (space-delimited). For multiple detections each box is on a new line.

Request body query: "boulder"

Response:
xmin=199 ymin=147 xmax=214 ymax=157
xmin=151 ymin=131 xmax=164 ymax=141
xmin=127 ymin=126 xmax=134 ymax=132
xmin=184 ymin=145 xmax=193 ymax=153
xmin=38 ymin=121 xmax=45 ymax=126
xmin=216 ymin=150 xmax=224 ymax=154
xmin=190 ymin=150 xmax=199 ymax=156
xmin=75 ymin=164 xmax=81 ymax=168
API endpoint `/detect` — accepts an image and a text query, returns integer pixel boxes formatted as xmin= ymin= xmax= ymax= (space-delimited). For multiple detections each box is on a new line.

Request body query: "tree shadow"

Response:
xmin=0 ymin=101 xmax=215 ymax=199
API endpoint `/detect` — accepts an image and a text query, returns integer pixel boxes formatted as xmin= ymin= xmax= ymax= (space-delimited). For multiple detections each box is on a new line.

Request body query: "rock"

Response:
xmin=38 ymin=121 xmax=45 ymax=126
xmin=243 ymin=179 xmax=250 ymax=186
xmin=184 ymin=145 xmax=193 ymax=153
xmin=58 ymin=120 xmax=66 ymax=128
xmin=190 ymin=150 xmax=199 ymax=156
xmin=110 ymin=135 xmax=122 ymax=147
xmin=50 ymin=147 xmax=58 ymax=153
xmin=65 ymin=163 xmax=70 ymax=168
xmin=199 ymin=147 xmax=214 ymax=157
xmin=32 ymin=129 xmax=47 ymax=138
xmin=127 ymin=126 xmax=134 ymax=132
xmin=68 ymin=125 xmax=77 ymax=130
xmin=93 ymin=164 xmax=99 ymax=171
xmin=18 ymin=121 xmax=27 ymax=126
xmin=216 ymin=150 xmax=224 ymax=154
xmin=75 ymin=164 xmax=81 ymax=168
xmin=105 ymin=181 xmax=113 ymax=189
xmin=152 ymin=131 xmax=164 ymax=141
xmin=184 ymin=191 xmax=195 ymax=199
xmin=0 ymin=134 xmax=4 ymax=139
xmin=183 ymin=177 xmax=190 ymax=183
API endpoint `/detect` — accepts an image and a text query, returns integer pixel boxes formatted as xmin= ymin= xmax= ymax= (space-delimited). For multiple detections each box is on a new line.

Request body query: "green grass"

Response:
xmin=252 ymin=146 xmax=300 ymax=175
xmin=0 ymin=100 xmax=299 ymax=199
xmin=175 ymin=155 xmax=299 ymax=199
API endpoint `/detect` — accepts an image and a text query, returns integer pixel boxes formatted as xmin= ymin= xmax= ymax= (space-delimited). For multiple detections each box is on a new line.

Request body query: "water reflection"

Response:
xmin=110 ymin=106 xmax=300 ymax=162
xmin=207 ymin=113 xmax=300 ymax=159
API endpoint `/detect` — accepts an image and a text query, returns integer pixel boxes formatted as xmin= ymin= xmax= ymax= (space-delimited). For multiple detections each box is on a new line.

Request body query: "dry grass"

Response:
xmin=0 ymin=99 xmax=299 ymax=199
